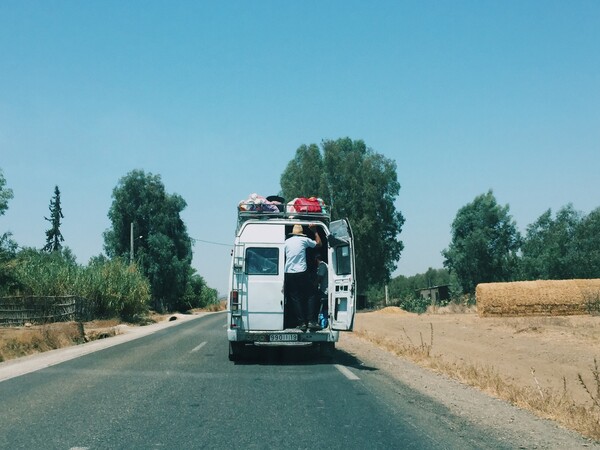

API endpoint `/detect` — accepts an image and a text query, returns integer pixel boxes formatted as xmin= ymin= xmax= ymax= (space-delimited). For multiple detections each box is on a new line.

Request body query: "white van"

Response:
xmin=227 ymin=200 xmax=356 ymax=361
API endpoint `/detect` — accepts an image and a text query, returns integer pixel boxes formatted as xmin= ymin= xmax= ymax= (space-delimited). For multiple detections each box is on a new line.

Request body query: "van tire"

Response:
xmin=229 ymin=342 xmax=244 ymax=361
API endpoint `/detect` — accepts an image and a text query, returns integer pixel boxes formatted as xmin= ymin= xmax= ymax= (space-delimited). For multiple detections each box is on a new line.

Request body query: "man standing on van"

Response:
xmin=285 ymin=224 xmax=321 ymax=332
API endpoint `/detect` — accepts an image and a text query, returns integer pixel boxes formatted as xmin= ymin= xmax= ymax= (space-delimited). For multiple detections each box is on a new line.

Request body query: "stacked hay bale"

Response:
xmin=476 ymin=279 xmax=600 ymax=317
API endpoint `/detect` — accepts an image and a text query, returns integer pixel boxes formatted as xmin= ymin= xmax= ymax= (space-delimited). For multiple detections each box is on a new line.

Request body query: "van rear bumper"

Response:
xmin=227 ymin=328 xmax=339 ymax=344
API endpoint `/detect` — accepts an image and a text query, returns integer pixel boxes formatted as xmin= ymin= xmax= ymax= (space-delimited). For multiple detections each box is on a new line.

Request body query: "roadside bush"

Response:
xmin=10 ymin=248 xmax=80 ymax=296
xmin=80 ymin=257 xmax=151 ymax=320
xmin=5 ymin=249 xmax=150 ymax=321
xmin=0 ymin=232 xmax=19 ymax=296
xmin=180 ymin=272 xmax=219 ymax=312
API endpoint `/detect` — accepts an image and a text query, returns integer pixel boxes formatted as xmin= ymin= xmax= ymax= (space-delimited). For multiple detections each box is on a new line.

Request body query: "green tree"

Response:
xmin=43 ymin=185 xmax=65 ymax=252
xmin=280 ymin=144 xmax=330 ymax=202
xmin=0 ymin=169 xmax=13 ymax=217
xmin=520 ymin=205 xmax=582 ymax=280
xmin=183 ymin=270 xmax=218 ymax=310
xmin=572 ymin=207 xmax=600 ymax=278
xmin=103 ymin=170 xmax=193 ymax=311
xmin=280 ymin=138 xmax=405 ymax=290
xmin=0 ymin=232 xmax=18 ymax=296
xmin=0 ymin=169 xmax=16 ymax=294
xmin=442 ymin=191 xmax=520 ymax=294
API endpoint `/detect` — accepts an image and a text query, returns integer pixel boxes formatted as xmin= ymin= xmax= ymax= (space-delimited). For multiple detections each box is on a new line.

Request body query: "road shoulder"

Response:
xmin=338 ymin=332 xmax=599 ymax=449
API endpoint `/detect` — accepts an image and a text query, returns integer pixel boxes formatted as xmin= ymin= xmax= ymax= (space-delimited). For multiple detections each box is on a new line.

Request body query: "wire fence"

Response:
xmin=0 ymin=296 xmax=94 ymax=327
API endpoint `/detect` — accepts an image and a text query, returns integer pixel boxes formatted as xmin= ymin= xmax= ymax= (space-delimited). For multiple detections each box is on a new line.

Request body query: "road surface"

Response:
xmin=0 ymin=312 xmax=595 ymax=449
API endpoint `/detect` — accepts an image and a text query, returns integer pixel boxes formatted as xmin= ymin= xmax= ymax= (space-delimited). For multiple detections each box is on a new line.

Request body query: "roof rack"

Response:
xmin=237 ymin=205 xmax=331 ymax=229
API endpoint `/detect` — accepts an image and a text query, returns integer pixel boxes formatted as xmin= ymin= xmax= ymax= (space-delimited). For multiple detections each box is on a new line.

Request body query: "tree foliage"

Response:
xmin=280 ymin=138 xmax=405 ymax=291
xmin=4 ymin=248 xmax=150 ymax=319
xmin=442 ymin=191 xmax=520 ymax=294
xmin=280 ymin=144 xmax=329 ymax=202
xmin=572 ymin=207 xmax=600 ymax=278
xmin=43 ymin=185 xmax=65 ymax=252
xmin=0 ymin=169 xmax=13 ymax=217
xmin=183 ymin=270 xmax=219 ymax=310
xmin=520 ymin=205 xmax=600 ymax=280
xmin=0 ymin=169 xmax=16 ymax=292
xmin=103 ymin=170 xmax=193 ymax=311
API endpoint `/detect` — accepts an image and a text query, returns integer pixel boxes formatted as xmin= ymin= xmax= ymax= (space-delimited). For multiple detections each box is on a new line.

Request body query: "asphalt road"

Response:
xmin=0 ymin=313 xmax=585 ymax=449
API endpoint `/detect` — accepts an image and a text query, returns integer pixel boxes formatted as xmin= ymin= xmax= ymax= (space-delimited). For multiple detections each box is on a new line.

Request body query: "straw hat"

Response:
xmin=292 ymin=224 xmax=304 ymax=235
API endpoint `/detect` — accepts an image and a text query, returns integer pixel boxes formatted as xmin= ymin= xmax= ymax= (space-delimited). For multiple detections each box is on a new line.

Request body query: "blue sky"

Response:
xmin=1 ymin=1 xmax=599 ymax=296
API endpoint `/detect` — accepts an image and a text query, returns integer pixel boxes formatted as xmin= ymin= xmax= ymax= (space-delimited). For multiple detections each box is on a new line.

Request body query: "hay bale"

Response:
xmin=476 ymin=279 xmax=600 ymax=317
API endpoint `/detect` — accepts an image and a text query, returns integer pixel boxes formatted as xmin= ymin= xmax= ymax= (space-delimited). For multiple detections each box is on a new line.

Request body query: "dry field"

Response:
xmin=347 ymin=306 xmax=600 ymax=440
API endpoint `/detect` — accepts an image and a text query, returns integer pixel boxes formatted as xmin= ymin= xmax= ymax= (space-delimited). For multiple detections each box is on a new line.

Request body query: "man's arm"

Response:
xmin=309 ymin=224 xmax=322 ymax=248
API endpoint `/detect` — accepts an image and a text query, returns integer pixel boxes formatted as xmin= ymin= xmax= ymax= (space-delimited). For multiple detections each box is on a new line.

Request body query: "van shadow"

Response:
xmin=233 ymin=344 xmax=378 ymax=372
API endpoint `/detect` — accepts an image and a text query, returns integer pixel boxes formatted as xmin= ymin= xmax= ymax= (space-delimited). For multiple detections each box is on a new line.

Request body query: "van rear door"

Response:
xmin=239 ymin=223 xmax=285 ymax=331
xmin=328 ymin=219 xmax=356 ymax=331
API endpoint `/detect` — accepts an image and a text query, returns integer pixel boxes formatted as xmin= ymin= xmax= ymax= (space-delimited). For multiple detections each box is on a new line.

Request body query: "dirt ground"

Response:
xmin=343 ymin=307 xmax=600 ymax=407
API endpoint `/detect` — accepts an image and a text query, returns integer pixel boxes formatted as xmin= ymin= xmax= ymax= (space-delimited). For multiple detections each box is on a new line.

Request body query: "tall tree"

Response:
xmin=442 ymin=191 xmax=520 ymax=294
xmin=572 ymin=207 xmax=600 ymax=278
xmin=103 ymin=170 xmax=193 ymax=311
xmin=43 ymin=185 xmax=65 ymax=252
xmin=0 ymin=169 xmax=16 ymax=294
xmin=519 ymin=205 xmax=582 ymax=280
xmin=0 ymin=169 xmax=13 ymax=217
xmin=280 ymin=144 xmax=329 ymax=203
xmin=280 ymin=138 xmax=405 ymax=290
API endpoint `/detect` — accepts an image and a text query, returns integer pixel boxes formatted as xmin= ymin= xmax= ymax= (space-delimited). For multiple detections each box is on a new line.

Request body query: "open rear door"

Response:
xmin=328 ymin=219 xmax=356 ymax=331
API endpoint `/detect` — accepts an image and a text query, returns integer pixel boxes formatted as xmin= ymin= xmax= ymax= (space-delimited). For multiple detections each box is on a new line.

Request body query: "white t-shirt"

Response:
xmin=284 ymin=235 xmax=317 ymax=273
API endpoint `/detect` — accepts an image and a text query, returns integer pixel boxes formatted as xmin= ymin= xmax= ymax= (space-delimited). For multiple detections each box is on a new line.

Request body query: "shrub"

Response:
xmin=6 ymin=249 xmax=150 ymax=321
xmin=80 ymin=258 xmax=151 ymax=320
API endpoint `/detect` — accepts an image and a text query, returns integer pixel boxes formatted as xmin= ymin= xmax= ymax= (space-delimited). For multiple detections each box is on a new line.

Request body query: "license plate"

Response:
xmin=269 ymin=334 xmax=298 ymax=342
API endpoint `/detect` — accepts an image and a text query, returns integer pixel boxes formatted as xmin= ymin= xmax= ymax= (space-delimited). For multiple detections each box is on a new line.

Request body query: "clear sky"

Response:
xmin=1 ymin=1 xmax=599 ymax=296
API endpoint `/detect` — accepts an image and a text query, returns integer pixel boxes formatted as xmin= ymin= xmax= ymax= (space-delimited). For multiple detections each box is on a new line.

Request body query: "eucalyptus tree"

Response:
xmin=0 ymin=169 xmax=16 ymax=293
xmin=443 ymin=190 xmax=520 ymax=294
xmin=104 ymin=170 xmax=193 ymax=311
xmin=572 ymin=207 xmax=600 ymax=278
xmin=280 ymin=138 xmax=405 ymax=290
xmin=520 ymin=204 xmax=600 ymax=280
xmin=0 ymin=169 xmax=12 ymax=217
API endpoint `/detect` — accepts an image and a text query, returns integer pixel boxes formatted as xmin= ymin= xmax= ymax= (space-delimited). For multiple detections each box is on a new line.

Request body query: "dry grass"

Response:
xmin=355 ymin=324 xmax=600 ymax=440
xmin=0 ymin=323 xmax=85 ymax=362
xmin=0 ymin=320 xmax=121 ymax=363
xmin=0 ymin=307 xmax=226 ymax=364
xmin=188 ymin=300 xmax=227 ymax=314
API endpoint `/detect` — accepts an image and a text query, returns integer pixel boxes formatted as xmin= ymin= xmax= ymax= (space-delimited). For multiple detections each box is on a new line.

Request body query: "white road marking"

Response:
xmin=334 ymin=364 xmax=360 ymax=380
xmin=190 ymin=342 xmax=207 ymax=353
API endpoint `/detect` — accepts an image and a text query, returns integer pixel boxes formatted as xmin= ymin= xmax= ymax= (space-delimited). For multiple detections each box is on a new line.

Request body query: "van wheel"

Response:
xmin=229 ymin=342 xmax=243 ymax=361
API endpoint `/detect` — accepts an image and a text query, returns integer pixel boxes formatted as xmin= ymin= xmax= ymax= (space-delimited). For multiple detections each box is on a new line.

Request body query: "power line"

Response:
xmin=191 ymin=237 xmax=232 ymax=247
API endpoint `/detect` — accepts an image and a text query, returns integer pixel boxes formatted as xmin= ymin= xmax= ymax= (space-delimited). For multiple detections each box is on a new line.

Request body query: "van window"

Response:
xmin=335 ymin=245 xmax=351 ymax=275
xmin=246 ymin=247 xmax=279 ymax=275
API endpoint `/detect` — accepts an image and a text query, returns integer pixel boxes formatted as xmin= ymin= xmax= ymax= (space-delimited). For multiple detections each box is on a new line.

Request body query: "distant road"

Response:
xmin=0 ymin=313 xmax=593 ymax=449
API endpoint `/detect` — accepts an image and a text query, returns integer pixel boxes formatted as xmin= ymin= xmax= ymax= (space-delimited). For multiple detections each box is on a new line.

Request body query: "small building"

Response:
xmin=418 ymin=285 xmax=450 ymax=305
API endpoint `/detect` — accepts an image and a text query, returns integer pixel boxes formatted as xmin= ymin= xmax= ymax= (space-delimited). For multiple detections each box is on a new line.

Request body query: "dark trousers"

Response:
xmin=285 ymin=271 xmax=319 ymax=326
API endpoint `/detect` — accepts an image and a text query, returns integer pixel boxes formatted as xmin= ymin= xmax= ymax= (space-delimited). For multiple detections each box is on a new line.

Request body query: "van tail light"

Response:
xmin=230 ymin=290 xmax=241 ymax=316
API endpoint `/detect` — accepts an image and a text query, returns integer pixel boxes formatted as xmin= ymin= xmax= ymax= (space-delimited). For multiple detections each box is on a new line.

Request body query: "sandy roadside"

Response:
xmin=347 ymin=308 xmax=600 ymax=406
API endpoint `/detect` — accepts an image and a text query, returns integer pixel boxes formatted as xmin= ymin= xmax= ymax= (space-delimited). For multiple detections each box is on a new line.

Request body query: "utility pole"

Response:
xmin=130 ymin=222 xmax=134 ymax=264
